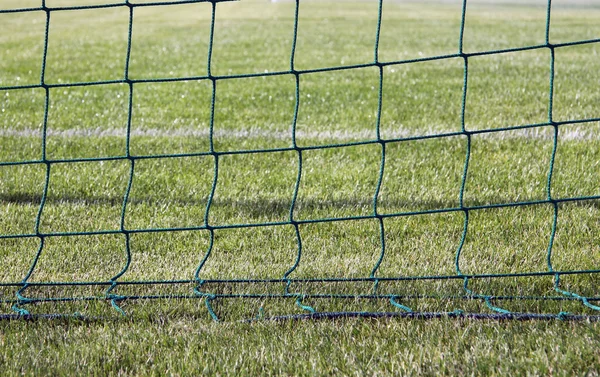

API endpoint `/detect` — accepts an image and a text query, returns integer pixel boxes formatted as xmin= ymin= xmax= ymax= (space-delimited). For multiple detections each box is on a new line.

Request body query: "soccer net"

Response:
xmin=1 ymin=0 xmax=600 ymax=321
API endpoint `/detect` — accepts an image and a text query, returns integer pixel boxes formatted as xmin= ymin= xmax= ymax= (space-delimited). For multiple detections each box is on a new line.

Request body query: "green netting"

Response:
xmin=1 ymin=0 xmax=600 ymax=321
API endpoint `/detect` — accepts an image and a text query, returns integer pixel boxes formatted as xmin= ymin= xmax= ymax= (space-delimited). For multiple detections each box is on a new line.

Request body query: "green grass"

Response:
xmin=2 ymin=0 xmax=600 ymax=375
xmin=2 ymin=319 xmax=600 ymax=376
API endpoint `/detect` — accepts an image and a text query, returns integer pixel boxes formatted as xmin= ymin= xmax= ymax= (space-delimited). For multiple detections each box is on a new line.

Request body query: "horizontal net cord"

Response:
xmin=3 ymin=268 xmax=600 ymax=287
xmin=2 ymin=311 xmax=600 ymax=322
xmin=2 ymin=194 xmax=600 ymax=239
xmin=0 ymin=0 xmax=237 ymax=14
xmin=2 ymin=35 xmax=600 ymax=92
xmin=2 ymin=116 xmax=600 ymax=168
xmin=3 ymin=294 xmax=600 ymax=306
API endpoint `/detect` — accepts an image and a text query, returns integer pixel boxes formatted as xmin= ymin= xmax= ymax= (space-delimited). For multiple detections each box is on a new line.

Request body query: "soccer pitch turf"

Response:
xmin=1 ymin=0 xmax=600 ymax=375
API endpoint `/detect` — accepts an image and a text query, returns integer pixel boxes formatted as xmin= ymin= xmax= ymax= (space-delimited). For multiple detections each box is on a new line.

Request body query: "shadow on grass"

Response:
xmin=2 ymin=192 xmax=453 ymax=210
xmin=1 ymin=192 xmax=600 ymax=220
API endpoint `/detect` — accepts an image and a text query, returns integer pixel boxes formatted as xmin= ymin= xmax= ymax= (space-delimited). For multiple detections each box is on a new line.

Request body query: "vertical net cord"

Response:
xmin=12 ymin=2 xmax=52 ymax=316
xmin=105 ymin=1 xmax=137 ymax=316
xmin=542 ymin=0 xmax=600 ymax=313
xmin=455 ymin=0 xmax=511 ymax=315
xmin=370 ymin=0 xmax=395 ymax=310
xmin=285 ymin=0 xmax=314 ymax=315
xmin=193 ymin=0 xmax=220 ymax=322
xmin=453 ymin=0 xmax=472 ymax=315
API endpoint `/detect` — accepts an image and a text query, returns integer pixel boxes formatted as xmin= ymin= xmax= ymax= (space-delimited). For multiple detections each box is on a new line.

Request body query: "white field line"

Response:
xmin=0 ymin=125 xmax=598 ymax=141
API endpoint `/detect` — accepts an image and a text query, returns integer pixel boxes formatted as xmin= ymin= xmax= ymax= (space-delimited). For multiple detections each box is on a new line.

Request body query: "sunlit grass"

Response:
xmin=1 ymin=0 xmax=600 ymax=375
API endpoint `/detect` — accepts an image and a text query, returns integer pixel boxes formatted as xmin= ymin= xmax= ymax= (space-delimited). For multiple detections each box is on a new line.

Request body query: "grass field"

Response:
xmin=1 ymin=0 xmax=600 ymax=375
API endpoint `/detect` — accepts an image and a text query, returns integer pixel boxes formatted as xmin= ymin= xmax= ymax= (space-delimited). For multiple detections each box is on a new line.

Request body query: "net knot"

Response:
xmin=450 ymin=309 xmax=465 ymax=317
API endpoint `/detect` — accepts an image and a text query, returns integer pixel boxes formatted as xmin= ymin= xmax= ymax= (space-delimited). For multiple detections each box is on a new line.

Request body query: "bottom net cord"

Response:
xmin=3 ymin=275 xmax=600 ymax=321
xmin=4 ymin=309 xmax=600 ymax=323
xmin=244 ymin=311 xmax=600 ymax=322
